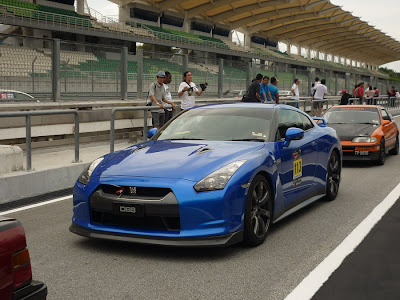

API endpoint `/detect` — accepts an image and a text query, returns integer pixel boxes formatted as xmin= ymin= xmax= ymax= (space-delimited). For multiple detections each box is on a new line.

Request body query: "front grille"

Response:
xmin=100 ymin=185 xmax=172 ymax=199
xmin=342 ymin=146 xmax=355 ymax=151
xmin=91 ymin=210 xmax=180 ymax=231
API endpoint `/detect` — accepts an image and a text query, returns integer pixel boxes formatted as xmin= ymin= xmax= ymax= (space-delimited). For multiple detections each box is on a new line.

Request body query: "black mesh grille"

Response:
xmin=91 ymin=210 xmax=180 ymax=231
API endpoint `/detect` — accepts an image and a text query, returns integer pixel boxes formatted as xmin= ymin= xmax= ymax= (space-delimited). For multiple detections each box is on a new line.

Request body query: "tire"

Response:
xmin=243 ymin=175 xmax=273 ymax=246
xmin=376 ymin=139 xmax=386 ymax=165
xmin=389 ymin=135 xmax=399 ymax=155
xmin=325 ymin=150 xmax=341 ymax=201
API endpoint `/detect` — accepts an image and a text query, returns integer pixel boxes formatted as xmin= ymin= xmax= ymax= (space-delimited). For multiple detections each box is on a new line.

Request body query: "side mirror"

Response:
xmin=312 ymin=117 xmax=327 ymax=127
xmin=284 ymin=127 xmax=304 ymax=147
xmin=382 ymin=120 xmax=391 ymax=126
xmin=147 ymin=128 xmax=158 ymax=138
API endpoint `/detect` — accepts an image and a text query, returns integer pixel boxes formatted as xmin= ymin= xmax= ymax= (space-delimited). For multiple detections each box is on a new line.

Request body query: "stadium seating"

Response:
xmin=0 ymin=0 xmax=92 ymax=27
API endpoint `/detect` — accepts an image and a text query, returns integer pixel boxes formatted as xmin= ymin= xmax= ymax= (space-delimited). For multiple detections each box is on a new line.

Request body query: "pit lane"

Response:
xmin=3 ymin=117 xmax=400 ymax=300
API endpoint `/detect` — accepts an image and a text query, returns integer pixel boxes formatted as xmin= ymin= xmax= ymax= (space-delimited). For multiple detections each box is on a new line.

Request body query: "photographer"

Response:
xmin=178 ymin=71 xmax=207 ymax=110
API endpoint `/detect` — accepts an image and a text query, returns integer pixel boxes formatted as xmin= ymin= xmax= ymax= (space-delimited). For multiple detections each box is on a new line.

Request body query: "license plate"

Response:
xmin=293 ymin=158 xmax=303 ymax=179
xmin=354 ymin=151 xmax=369 ymax=156
xmin=113 ymin=202 xmax=144 ymax=217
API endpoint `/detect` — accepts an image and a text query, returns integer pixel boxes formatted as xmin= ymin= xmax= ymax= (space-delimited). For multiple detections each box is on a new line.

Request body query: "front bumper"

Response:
xmin=342 ymin=144 xmax=381 ymax=161
xmin=13 ymin=280 xmax=47 ymax=300
xmin=70 ymin=222 xmax=243 ymax=247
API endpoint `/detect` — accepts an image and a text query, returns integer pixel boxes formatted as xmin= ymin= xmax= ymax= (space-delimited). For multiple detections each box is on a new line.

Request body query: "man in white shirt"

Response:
xmin=178 ymin=71 xmax=204 ymax=110
xmin=291 ymin=79 xmax=300 ymax=108
xmin=312 ymin=79 xmax=327 ymax=116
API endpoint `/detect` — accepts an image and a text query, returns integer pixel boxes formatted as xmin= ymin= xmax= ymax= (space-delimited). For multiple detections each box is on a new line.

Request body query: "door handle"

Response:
xmin=311 ymin=141 xmax=317 ymax=146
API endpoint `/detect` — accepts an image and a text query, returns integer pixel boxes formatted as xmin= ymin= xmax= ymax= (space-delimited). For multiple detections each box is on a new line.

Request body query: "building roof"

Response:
xmin=115 ymin=0 xmax=400 ymax=65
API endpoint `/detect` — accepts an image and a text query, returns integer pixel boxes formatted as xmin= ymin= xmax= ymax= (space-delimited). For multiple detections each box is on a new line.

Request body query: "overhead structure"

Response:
xmin=114 ymin=0 xmax=400 ymax=65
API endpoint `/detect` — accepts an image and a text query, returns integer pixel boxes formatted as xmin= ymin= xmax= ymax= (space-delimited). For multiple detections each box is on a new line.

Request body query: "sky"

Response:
xmin=85 ymin=0 xmax=400 ymax=72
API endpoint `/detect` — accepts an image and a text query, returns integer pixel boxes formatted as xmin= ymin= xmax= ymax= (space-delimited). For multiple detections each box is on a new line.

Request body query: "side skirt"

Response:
xmin=272 ymin=187 xmax=326 ymax=224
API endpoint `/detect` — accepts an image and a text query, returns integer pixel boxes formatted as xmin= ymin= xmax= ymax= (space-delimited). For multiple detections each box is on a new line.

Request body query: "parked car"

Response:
xmin=279 ymin=90 xmax=293 ymax=97
xmin=0 ymin=90 xmax=36 ymax=102
xmin=70 ymin=103 xmax=342 ymax=247
xmin=0 ymin=216 xmax=47 ymax=299
xmin=324 ymin=105 xmax=399 ymax=165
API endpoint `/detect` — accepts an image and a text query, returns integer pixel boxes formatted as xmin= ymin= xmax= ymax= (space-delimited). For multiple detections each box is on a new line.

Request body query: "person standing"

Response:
xmin=178 ymin=71 xmax=205 ymax=110
xmin=290 ymin=78 xmax=300 ymax=108
xmin=163 ymin=71 xmax=174 ymax=124
xmin=149 ymin=71 xmax=175 ymax=130
xmin=339 ymin=89 xmax=351 ymax=105
xmin=313 ymin=79 xmax=327 ymax=116
xmin=260 ymin=76 xmax=272 ymax=103
xmin=245 ymin=73 xmax=263 ymax=102
xmin=267 ymin=77 xmax=280 ymax=104
xmin=365 ymin=86 xmax=375 ymax=105
xmin=356 ymin=82 xmax=365 ymax=104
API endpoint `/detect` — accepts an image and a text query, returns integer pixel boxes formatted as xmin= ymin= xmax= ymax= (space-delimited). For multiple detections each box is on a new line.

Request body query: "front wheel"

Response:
xmin=243 ymin=175 xmax=273 ymax=246
xmin=389 ymin=135 xmax=399 ymax=155
xmin=376 ymin=139 xmax=386 ymax=165
xmin=325 ymin=151 xmax=341 ymax=201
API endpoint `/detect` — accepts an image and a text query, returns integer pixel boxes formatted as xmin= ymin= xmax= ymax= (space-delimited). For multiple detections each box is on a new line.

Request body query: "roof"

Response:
xmin=116 ymin=0 xmax=400 ymax=65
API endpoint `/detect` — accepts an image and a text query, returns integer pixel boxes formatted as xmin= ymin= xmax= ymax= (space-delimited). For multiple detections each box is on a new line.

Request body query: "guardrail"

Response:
xmin=0 ymin=109 xmax=79 ymax=170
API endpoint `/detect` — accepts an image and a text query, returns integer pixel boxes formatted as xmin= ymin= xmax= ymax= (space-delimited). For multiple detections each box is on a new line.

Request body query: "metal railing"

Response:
xmin=0 ymin=109 xmax=79 ymax=170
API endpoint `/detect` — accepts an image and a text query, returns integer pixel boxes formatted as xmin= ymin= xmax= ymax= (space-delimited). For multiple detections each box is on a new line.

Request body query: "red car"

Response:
xmin=0 ymin=216 xmax=47 ymax=300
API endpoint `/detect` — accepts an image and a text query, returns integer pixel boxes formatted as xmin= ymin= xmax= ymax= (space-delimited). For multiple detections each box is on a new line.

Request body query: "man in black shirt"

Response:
xmin=245 ymin=73 xmax=263 ymax=102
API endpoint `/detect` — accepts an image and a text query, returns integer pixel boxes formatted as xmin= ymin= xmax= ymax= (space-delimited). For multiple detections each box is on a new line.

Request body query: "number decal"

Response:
xmin=293 ymin=158 xmax=303 ymax=179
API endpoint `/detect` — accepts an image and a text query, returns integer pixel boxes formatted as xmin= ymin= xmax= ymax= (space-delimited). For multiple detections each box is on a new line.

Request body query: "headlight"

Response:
xmin=352 ymin=137 xmax=378 ymax=143
xmin=194 ymin=160 xmax=247 ymax=192
xmin=78 ymin=157 xmax=104 ymax=185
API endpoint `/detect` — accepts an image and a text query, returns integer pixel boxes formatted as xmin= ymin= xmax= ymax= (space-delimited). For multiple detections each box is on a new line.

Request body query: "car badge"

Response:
xmin=116 ymin=188 xmax=124 ymax=196
xmin=129 ymin=187 xmax=137 ymax=195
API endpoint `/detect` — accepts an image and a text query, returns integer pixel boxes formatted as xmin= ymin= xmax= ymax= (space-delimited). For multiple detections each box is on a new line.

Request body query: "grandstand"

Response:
xmin=0 ymin=0 xmax=399 ymax=98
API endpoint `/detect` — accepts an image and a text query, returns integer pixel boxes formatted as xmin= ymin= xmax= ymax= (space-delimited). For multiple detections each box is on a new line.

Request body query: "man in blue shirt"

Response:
xmin=260 ymin=76 xmax=272 ymax=102
xmin=267 ymin=77 xmax=280 ymax=103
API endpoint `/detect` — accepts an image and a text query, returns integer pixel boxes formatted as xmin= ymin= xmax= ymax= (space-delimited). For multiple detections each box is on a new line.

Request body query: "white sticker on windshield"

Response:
xmin=252 ymin=132 xmax=263 ymax=137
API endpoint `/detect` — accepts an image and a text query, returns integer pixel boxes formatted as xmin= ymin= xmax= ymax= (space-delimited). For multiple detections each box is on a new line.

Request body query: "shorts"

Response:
xmin=164 ymin=110 xmax=173 ymax=124
xmin=313 ymin=100 xmax=322 ymax=110
xmin=151 ymin=112 xmax=165 ymax=127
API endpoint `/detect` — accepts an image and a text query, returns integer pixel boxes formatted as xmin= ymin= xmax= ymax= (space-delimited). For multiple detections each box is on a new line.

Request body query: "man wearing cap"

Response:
xmin=340 ymin=89 xmax=351 ymax=105
xmin=149 ymin=71 xmax=176 ymax=130
xmin=267 ymin=77 xmax=280 ymax=104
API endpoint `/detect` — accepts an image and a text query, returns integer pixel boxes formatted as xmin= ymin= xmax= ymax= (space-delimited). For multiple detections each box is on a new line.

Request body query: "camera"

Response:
xmin=200 ymin=83 xmax=208 ymax=91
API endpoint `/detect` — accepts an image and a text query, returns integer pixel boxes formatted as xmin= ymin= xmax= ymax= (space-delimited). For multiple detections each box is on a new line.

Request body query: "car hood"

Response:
xmin=98 ymin=140 xmax=264 ymax=182
xmin=327 ymin=123 xmax=378 ymax=141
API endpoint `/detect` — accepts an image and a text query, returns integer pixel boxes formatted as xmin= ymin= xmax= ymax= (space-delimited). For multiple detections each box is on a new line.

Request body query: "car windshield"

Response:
xmin=154 ymin=107 xmax=273 ymax=142
xmin=324 ymin=107 xmax=380 ymax=125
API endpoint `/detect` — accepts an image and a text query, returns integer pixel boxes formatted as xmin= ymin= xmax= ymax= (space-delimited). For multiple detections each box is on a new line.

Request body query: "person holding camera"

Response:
xmin=149 ymin=71 xmax=176 ymax=130
xmin=178 ymin=71 xmax=207 ymax=110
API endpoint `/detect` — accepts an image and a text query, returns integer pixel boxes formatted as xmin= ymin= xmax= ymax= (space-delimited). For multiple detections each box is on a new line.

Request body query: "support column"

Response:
xmin=246 ymin=61 xmax=252 ymax=89
xmin=52 ymin=39 xmax=60 ymax=102
xmin=292 ymin=68 xmax=297 ymax=83
xmin=297 ymin=45 xmax=301 ymax=56
xmin=77 ymin=0 xmax=84 ymax=14
xmin=121 ymin=46 xmax=128 ymax=100
xmin=307 ymin=48 xmax=311 ymax=59
xmin=345 ymin=72 xmax=350 ymax=93
xmin=335 ymin=74 xmax=338 ymax=96
xmin=118 ymin=5 xmax=127 ymax=22
xmin=218 ymin=58 xmax=223 ymax=98
xmin=244 ymin=33 xmax=251 ymax=48
xmin=137 ymin=48 xmax=143 ymax=99
xmin=308 ymin=67 xmax=314 ymax=96
xmin=183 ymin=53 xmax=189 ymax=72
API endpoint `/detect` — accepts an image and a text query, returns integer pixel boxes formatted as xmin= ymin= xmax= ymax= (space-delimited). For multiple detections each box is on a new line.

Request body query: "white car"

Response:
xmin=0 ymin=90 xmax=36 ymax=102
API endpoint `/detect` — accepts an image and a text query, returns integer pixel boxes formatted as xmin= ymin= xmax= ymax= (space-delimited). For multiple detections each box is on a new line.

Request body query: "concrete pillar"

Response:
xmin=218 ymin=59 xmax=224 ymax=98
xmin=76 ymin=34 xmax=85 ymax=52
xmin=244 ymin=34 xmax=251 ymax=48
xmin=182 ymin=19 xmax=190 ymax=33
xmin=52 ymin=39 xmax=61 ymax=102
xmin=137 ymin=48 xmax=143 ymax=99
xmin=119 ymin=5 xmax=127 ymax=23
xmin=246 ymin=61 xmax=252 ymax=89
xmin=274 ymin=65 xmax=279 ymax=79
xmin=183 ymin=54 xmax=189 ymax=72
xmin=335 ymin=74 xmax=338 ymax=96
xmin=121 ymin=47 xmax=128 ymax=100
xmin=308 ymin=67 xmax=315 ymax=96
xmin=286 ymin=42 xmax=290 ymax=54
xmin=293 ymin=68 xmax=297 ymax=84
xmin=316 ymin=51 xmax=320 ymax=60
xmin=345 ymin=72 xmax=350 ymax=93
xmin=307 ymin=48 xmax=311 ymax=59
xmin=77 ymin=0 xmax=85 ymax=14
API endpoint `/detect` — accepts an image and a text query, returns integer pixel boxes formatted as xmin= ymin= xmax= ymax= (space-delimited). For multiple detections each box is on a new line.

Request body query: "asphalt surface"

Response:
xmin=3 ymin=116 xmax=400 ymax=300
xmin=313 ymin=197 xmax=400 ymax=300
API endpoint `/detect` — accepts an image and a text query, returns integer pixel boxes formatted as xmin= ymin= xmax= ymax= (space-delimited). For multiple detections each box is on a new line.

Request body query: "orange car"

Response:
xmin=323 ymin=105 xmax=399 ymax=165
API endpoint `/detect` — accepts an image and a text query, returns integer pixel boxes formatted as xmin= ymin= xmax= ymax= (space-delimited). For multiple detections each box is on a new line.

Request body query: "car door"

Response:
xmin=276 ymin=109 xmax=318 ymax=207
xmin=380 ymin=108 xmax=397 ymax=149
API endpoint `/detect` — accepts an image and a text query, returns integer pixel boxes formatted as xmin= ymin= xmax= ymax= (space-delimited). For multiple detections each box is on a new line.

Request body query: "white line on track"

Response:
xmin=0 ymin=195 xmax=72 ymax=216
xmin=285 ymin=181 xmax=400 ymax=300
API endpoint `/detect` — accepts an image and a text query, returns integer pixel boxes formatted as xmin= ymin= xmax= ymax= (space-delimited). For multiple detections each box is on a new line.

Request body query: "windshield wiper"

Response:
xmin=230 ymin=138 xmax=265 ymax=142
xmin=356 ymin=123 xmax=378 ymax=125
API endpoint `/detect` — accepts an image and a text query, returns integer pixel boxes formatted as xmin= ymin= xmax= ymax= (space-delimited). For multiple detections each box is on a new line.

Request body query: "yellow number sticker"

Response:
xmin=293 ymin=158 xmax=303 ymax=179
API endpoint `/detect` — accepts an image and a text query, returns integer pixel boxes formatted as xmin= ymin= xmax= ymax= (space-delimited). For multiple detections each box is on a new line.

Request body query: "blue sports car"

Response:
xmin=70 ymin=103 xmax=342 ymax=246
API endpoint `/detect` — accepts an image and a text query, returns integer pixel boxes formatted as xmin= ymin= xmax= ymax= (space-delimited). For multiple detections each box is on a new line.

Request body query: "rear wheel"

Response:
xmin=243 ymin=175 xmax=273 ymax=246
xmin=376 ymin=139 xmax=386 ymax=165
xmin=389 ymin=135 xmax=399 ymax=155
xmin=325 ymin=151 xmax=340 ymax=201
